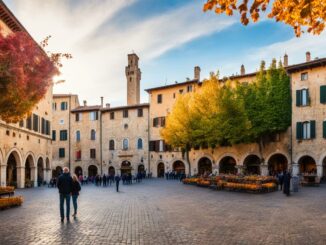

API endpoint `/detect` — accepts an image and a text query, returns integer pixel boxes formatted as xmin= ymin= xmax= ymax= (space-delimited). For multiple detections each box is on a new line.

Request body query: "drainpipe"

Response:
xmin=100 ymin=97 xmax=103 ymax=175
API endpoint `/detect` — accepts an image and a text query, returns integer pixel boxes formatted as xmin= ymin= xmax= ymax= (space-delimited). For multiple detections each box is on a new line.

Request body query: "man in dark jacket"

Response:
xmin=57 ymin=167 xmax=73 ymax=222
xmin=283 ymin=170 xmax=291 ymax=196
xmin=115 ymin=175 xmax=121 ymax=192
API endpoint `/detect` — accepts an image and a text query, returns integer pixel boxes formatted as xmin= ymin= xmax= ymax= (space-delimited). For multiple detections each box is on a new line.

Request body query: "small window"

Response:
xmin=61 ymin=102 xmax=68 ymax=110
xmin=109 ymin=140 xmax=115 ymax=150
xmin=303 ymin=121 xmax=311 ymax=139
xmin=301 ymin=72 xmax=308 ymax=81
xmin=19 ymin=120 xmax=24 ymax=127
xmin=179 ymin=89 xmax=183 ymax=94
xmin=157 ymin=94 xmax=162 ymax=104
xmin=89 ymin=111 xmax=98 ymax=121
xmin=123 ymin=139 xmax=129 ymax=150
xmin=296 ymin=89 xmax=309 ymax=106
xmin=187 ymin=85 xmax=192 ymax=92
xmin=59 ymin=119 xmax=64 ymax=125
xmin=91 ymin=129 xmax=96 ymax=140
xmin=76 ymin=150 xmax=81 ymax=160
xmin=59 ymin=148 xmax=65 ymax=158
xmin=137 ymin=138 xmax=143 ymax=149
xmin=33 ymin=114 xmax=39 ymax=132
xmin=76 ymin=130 xmax=81 ymax=141
xmin=52 ymin=130 xmax=56 ymax=141
xmin=124 ymin=124 xmax=128 ymax=129
xmin=110 ymin=112 xmax=115 ymax=120
xmin=26 ymin=116 xmax=32 ymax=130
xmin=123 ymin=109 xmax=128 ymax=118
xmin=76 ymin=113 xmax=82 ymax=122
xmin=52 ymin=102 xmax=57 ymax=111
xmin=137 ymin=108 xmax=143 ymax=117
xmin=320 ymin=85 xmax=326 ymax=104
xmin=60 ymin=130 xmax=68 ymax=141
xmin=173 ymin=93 xmax=176 ymax=99
xmin=6 ymin=130 xmax=10 ymax=136
xmin=90 ymin=149 xmax=96 ymax=159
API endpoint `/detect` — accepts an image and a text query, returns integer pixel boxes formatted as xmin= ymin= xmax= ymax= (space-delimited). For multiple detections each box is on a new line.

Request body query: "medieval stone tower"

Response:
xmin=125 ymin=53 xmax=141 ymax=105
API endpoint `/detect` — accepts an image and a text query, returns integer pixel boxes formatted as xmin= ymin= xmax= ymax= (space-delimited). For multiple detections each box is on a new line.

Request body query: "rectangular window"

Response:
xmin=320 ymin=85 xmax=326 ymax=104
xmin=76 ymin=113 xmax=82 ymax=122
xmin=59 ymin=148 xmax=65 ymax=158
xmin=52 ymin=130 xmax=56 ymax=141
xmin=179 ymin=89 xmax=183 ymax=94
xmin=33 ymin=114 xmax=39 ymax=132
xmin=89 ymin=111 xmax=98 ymax=121
xmin=301 ymin=72 xmax=308 ymax=81
xmin=137 ymin=108 xmax=143 ymax=117
xmin=76 ymin=131 xmax=81 ymax=141
xmin=297 ymin=121 xmax=315 ymax=140
xmin=296 ymin=89 xmax=309 ymax=106
xmin=61 ymin=101 xmax=68 ymax=110
xmin=60 ymin=130 xmax=68 ymax=141
xmin=90 ymin=149 xmax=96 ymax=159
xmin=52 ymin=102 xmax=57 ymax=111
xmin=46 ymin=121 xmax=50 ymax=135
xmin=153 ymin=117 xmax=165 ymax=127
xmin=59 ymin=119 xmax=64 ymax=125
xmin=123 ymin=109 xmax=128 ymax=118
xmin=76 ymin=150 xmax=81 ymax=161
xmin=26 ymin=116 xmax=32 ymax=130
xmin=149 ymin=141 xmax=156 ymax=151
xmin=110 ymin=112 xmax=115 ymax=120
xmin=187 ymin=85 xmax=192 ymax=92
xmin=173 ymin=93 xmax=176 ymax=99
xmin=19 ymin=120 xmax=24 ymax=127
xmin=159 ymin=140 xmax=164 ymax=152
xmin=323 ymin=121 xmax=326 ymax=139
xmin=157 ymin=94 xmax=162 ymax=104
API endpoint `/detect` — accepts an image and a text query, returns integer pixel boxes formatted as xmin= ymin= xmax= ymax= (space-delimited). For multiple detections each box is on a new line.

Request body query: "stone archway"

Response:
xmin=138 ymin=164 xmax=145 ymax=174
xmin=75 ymin=166 xmax=83 ymax=177
xmin=6 ymin=153 xmax=19 ymax=187
xmin=25 ymin=154 xmax=35 ymax=187
xmin=173 ymin=160 xmax=185 ymax=174
xmin=267 ymin=154 xmax=288 ymax=175
xmin=37 ymin=157 xmax=44 ymax=186
xmin=121 ymin=161 xmax=132 ymax=175
xmin=219 ymin=156 xmax=237 ymax=174
xmin=298 ymin=155 xmax=316 ymax=174
xmin=88 ymin=165 xmax=98 ymax=177
xmin=108 ymin=166 xmax=115 ymax=176
xmin=197 ymin=157 xmax=212 ymax=175
xmin=157 ymin=162 xmax=165 ymax=178
xmin=243 ymin=154 xmax=261 ymax=175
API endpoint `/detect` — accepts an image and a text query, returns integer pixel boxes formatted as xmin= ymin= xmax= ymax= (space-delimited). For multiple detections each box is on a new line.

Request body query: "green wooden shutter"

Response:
xmin=306 ymin=89 xmax=310 ymax=105
xmin=323 ymin=121 xmax=326 ymax=138
xmin=310 ymin=120 xmax=316 ymax=139
xmin=320 ymin=86 xmax=326 ymax=104
xmin=296 ymin=90 xmax=301 ymax=106
xmin=296 ymin=122 xmax=303 ymax=139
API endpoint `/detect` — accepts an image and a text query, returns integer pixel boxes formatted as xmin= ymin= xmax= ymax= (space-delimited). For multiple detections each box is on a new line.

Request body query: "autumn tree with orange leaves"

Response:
xmin=0 ymin=31 xmax=71 ymax=123
xmin=203 ymin=0 xmax=326 ymax=37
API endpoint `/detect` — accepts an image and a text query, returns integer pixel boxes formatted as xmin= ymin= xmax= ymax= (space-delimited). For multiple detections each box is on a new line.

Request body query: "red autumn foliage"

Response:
xmin=0 ymin=31 xmax=59 ymax=123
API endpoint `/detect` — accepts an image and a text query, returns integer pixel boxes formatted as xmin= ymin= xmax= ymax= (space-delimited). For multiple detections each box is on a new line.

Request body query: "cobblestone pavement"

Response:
xmin=0 ymin=179 xmax=326 ymax=245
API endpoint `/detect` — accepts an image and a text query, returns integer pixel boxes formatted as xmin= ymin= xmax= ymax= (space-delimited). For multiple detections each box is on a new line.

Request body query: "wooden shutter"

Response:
xmin=320 ymin=86 xmax=326 ymax=104
xmin=306 ymin=89 xmax=310 ymax=105
xmin=296 ymin=122 xmax=303 ymax=139
xmin=321 ymin=121 xmax=326 ymax=138
xmin=155 ymin=140 xmax=160 ymax=152
xmin=296 ymin=90 xmax=301 ymax=106
xmin=310 ymin=120 xmax=316 ymax=138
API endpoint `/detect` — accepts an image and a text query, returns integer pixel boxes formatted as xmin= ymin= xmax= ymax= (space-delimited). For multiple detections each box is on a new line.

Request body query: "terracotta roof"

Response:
xmin=285 ymin=57 xmax=326 ymax=73
xmin=145 ymin=79 xmax=199 ymax=93
xmin=53 ymin=94 xmax=77 ymax=98
xmin=101 ymin=103 xmax=149 ymax=112
xmin=71 ymin=105 xmax=101 ymax=113
xmin=227 ymin=71 xmax=258 ymax=80
xmin=0 ymin=1 xmax=27 ymax=32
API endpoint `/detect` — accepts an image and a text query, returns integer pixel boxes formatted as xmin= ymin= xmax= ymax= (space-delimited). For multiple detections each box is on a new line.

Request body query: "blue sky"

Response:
xmin=4 ymin=0 xmax=326 ymax=106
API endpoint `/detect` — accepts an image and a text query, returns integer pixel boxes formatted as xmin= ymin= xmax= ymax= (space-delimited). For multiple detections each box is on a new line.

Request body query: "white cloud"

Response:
xmin=6 ymin=0 xmax=235 ymax=106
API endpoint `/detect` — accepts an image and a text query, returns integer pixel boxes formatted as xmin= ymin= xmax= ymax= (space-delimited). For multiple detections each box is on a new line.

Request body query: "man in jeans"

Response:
xmin=57 ymin=167 xmax=73 ymax=222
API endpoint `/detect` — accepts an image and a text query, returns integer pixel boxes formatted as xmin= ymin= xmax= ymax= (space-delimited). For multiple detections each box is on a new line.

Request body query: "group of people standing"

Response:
xmin=165 ymin=171 xmax=186 ymax=181
xmin=275 ymin=170 xmax=292 ymax=196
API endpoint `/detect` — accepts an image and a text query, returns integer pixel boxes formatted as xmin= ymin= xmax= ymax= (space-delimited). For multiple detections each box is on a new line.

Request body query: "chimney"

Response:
xmin=106 ymin=103 xmax=110 ymax=108
xmin=194 ymin=66 xmax=201 ymax=81
xmin=100 ymin=96 xmax=104 ymax=108
xmin=83 ymin=100 xmax=87 ymax=106
xmin=306 ymin=51 xmax=311 ymax=62
xmin=240 ymin=64 xmax=245 ymax=75
xmin=283 ymin=53 xmax=288 ymax=67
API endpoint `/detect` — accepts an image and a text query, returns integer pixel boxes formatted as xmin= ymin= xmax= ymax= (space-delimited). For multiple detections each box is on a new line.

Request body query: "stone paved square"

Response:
xmin=1 ymin=179 xmax=326 ymax=245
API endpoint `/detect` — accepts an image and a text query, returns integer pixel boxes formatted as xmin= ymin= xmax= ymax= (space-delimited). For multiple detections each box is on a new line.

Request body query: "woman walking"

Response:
xmin=72 ymin=174 xmax=81 ymax=217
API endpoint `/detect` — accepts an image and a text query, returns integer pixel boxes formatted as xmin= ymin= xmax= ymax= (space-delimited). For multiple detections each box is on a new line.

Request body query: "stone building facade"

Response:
xmin=287 ymin=55 xmax=326 ymax=178
xmin=0 ymin=2 xmax=52 ymax=187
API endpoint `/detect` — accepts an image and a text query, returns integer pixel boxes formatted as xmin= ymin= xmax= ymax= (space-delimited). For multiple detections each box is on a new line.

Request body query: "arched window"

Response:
xmin=76 ymin=130 xmax=80 ymax=141
xmin=123 ymin=139 xmax=129 ymax=150
xmin=303 ymin=121 xmax=311 ymax=139
xmin=109 ymin=140 xmax=115 ymax=150
xmin=91 ymin=129 xmax=96 ymax=140
xmin=137 ymin=138 xmax=143 ymax=149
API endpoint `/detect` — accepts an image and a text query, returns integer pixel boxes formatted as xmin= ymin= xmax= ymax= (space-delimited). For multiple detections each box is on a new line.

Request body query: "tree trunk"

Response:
xmin=185 ymin=144 xmax=191 ymax=177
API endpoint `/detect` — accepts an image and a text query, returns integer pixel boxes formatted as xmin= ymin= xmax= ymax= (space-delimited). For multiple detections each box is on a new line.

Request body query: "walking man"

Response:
xmin=57 ymin=167 xmax=73 ymax=222
xmin=115 ymin=175 xmax=121 ymax=192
